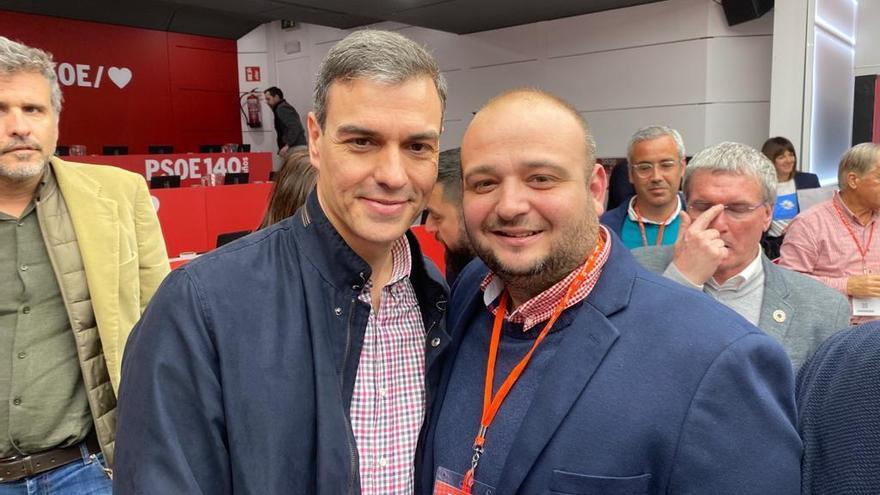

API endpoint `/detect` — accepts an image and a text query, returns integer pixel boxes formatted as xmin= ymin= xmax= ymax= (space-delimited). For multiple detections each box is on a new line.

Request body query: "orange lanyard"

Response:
xmin=634 ymin=202 xmax=666 ymax=247
xmin=833 ymin=198 xmax=876 ymax=275
xmin=461 ymin=234 xmax=606 ymax=493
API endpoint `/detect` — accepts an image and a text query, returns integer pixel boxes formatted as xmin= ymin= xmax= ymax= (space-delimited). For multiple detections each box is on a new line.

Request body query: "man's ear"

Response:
xmin=590 ymin=162 xmax=608 ymax=215
xmin=307 ymin=112 xmax=322 ymax=171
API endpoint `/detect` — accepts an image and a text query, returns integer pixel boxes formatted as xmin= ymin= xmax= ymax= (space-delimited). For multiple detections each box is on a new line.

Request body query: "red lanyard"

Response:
xmin=832 ymin=197 xmax=876 ymax=275
xmin=460 ymin=233 xmax=606 ymax=493
xmin=634 ymin=202 xmax=666 ymax=247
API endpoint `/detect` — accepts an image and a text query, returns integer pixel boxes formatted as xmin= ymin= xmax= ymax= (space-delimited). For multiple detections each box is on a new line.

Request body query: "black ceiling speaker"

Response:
xmin=721 ymin=0 xmax=774 ymax=26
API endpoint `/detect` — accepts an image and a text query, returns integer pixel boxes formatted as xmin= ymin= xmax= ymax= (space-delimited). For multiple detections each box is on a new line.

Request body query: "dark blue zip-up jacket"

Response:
xmin=113 ymin=191 xmax=449 ymax=494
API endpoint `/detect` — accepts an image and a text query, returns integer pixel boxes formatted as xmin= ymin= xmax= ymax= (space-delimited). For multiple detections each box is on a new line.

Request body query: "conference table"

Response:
xmin=151 ymin=183 xmax=272 ymax=258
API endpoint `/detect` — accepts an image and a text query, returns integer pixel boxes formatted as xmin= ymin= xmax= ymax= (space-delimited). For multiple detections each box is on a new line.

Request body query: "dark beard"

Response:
xmin=468 ymin=216 xmax=598 ymax=303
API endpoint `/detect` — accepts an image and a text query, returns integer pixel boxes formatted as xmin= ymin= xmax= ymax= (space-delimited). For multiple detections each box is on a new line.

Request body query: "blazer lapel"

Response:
xmin=52 ymin=160 xmax=122 ymax=355
xmin=495 ymin=307 xmax=619 ymax=494
xmin=757 ymin=257 xmax=793 ymax=343
xmin=495 ymin=234 xmax=633 ymax=495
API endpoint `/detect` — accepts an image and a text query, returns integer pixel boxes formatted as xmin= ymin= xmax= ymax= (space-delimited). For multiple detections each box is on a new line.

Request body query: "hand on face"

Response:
xmin=671 ymin=205 xmax=728 ymax=285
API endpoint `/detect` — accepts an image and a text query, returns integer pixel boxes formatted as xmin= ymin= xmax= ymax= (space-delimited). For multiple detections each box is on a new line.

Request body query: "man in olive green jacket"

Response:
xmin=0 ymin=36 xmax=168 ymax=492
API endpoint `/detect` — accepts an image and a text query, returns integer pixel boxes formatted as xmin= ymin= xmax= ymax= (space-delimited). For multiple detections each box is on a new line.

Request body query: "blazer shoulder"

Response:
xmin=770 ymin=262 xmax=846 ymax=306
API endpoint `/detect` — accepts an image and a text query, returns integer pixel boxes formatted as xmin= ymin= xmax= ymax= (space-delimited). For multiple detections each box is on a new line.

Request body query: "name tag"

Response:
xmin=852 ymin=297 xmax=880 ymax=316
xmin=434 ymin=467 xmax=495 ymax=495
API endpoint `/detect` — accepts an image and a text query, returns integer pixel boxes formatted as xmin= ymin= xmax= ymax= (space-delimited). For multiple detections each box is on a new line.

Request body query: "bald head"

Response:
xmin=466 ymin=88 xmax=596 ymax=166
xmin=459 ymin=88 xmax=608 ymax=305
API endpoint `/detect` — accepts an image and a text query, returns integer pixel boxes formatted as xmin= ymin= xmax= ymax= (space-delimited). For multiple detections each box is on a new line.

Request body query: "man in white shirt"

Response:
xmin=633 ymin=142 xmax=849 ymax=369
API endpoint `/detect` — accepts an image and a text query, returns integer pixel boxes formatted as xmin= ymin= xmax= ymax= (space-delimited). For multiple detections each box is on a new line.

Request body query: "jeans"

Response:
xmin=0 ymin=443 xmax=112 ymax=495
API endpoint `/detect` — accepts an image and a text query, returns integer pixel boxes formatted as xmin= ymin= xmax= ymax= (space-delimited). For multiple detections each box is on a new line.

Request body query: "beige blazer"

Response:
xmin=52 ymin=158 xmax=169 ymax=391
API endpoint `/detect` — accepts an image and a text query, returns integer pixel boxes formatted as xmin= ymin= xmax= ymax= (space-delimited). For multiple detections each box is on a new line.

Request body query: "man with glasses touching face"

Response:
xmin=601 ymin=125 xmax=686 ymax=249
xmin=633 ymin=142 xmax=849 ymax=369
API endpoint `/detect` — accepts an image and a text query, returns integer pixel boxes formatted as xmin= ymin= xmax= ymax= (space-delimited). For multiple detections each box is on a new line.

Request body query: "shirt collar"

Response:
xmin=362 ymin=235 xmax=412 ymax=292
xmin=479 ymin=226 xmax=612 ymax=331
xmin=626 ymin=195 xmax=682 ymax=225
xmin=706 ymin=248 xmax=764 ymax=291
xmin=833 ymin=190 xmax=879 ymax=226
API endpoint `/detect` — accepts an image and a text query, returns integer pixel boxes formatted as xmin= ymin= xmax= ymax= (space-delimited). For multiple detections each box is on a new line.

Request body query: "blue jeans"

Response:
xmin=0 ymin=443 xmax=111 ymax=495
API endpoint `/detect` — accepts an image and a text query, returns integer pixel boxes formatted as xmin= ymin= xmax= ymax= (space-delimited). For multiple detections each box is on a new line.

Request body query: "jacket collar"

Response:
xmin=295 ymin=190 xmax=447 ymax=306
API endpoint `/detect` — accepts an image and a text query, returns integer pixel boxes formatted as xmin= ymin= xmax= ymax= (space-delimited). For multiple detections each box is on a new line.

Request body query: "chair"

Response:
xmin=148 ymin=145 xmax=174 ymax=154
xmin=199 ymin=144 xmax=222 ymax=153
xmin=216 ymin=230 xmax=251 ymax=248
xmin=149 ymin=175 xmax=181 ymax=189
xmin=55 ymin=145 xmax=70 ymax=156
xmin=223 ymin=173 xmax=249 ymax=185
xmin=239 ymin=144 xmax=251 ymax=152
xmin=102 ymin=145 xmax=128 ymax=155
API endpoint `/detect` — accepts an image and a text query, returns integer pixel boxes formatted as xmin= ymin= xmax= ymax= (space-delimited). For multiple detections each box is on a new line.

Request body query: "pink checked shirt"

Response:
xmin=779 ymin=192 xmax=880 ymax=324
xmin=351 ymin=236 xmax=425 ymax=495
xmin=480 ymin=227 xmax=612 ymax=330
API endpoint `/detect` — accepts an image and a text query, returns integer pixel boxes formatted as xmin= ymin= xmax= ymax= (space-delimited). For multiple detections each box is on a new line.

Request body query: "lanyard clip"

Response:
xmin=471 ymin=425 xmax=488 ymax=471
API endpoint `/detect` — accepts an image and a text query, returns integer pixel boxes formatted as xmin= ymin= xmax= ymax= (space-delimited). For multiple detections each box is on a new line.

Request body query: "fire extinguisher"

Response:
xmin=240 ymin=91 xmax=262 ymax=128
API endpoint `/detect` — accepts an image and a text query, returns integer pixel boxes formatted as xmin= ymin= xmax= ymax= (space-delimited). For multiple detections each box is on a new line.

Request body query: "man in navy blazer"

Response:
xmin=421 ymin=89 xmax=801 ymax=494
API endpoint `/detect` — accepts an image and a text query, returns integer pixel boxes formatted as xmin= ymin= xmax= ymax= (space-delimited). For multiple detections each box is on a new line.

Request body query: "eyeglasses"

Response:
xmin=631 ymin=160 xmax=680 ymax=179
xmin=686 ymin=201 xmax=766 ymax=220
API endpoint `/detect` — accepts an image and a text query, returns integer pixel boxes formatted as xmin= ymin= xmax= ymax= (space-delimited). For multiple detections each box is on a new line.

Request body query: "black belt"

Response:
xmin=0 ymin=433 xmax=101 ymax=483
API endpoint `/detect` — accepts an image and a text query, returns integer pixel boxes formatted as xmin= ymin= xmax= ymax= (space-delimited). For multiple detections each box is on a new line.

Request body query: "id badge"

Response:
xmin=852 ymin=297 xmax=880 ymax=316
xmin=433 ymin=466 xmax=496 ymax=495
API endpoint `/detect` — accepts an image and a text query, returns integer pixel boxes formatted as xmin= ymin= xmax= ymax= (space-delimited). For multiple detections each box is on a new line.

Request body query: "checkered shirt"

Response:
xmin=481 ymin=226 xmax=612 ymax=330
xmin=351 ymin=236 xmax=426 ymax=495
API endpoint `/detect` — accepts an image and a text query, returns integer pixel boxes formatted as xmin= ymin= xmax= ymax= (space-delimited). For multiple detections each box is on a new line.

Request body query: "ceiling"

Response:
xmin=0 ymin=0 xmax=665 ymax=40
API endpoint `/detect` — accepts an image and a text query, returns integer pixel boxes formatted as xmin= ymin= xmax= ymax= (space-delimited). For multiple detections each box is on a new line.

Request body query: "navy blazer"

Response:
xmin=421 ymin=234 xmax=801 ymax=494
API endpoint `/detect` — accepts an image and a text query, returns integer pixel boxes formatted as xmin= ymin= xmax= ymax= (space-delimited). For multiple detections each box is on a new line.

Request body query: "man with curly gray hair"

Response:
xmin=633 ymin=142 xmax=849 ymax=369
xmin=0 ymin=36 xmax=168 ymax=492
xmin=116 ymin=29 xmax=448 ymax=495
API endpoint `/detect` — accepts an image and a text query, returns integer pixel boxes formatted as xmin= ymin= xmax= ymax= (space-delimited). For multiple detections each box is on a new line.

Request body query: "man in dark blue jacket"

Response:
xmin=422 ymin=89 xmax=801 ymax=494
xmin=114 ymin=30 xmax=449 ymax=495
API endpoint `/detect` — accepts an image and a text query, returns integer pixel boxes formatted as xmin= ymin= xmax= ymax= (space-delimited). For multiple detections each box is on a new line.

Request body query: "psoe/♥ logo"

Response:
xmin=56 ymin=63 xmax=133 ymax=89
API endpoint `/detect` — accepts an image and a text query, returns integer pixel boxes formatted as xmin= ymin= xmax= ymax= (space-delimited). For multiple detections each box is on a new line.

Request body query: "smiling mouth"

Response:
xmin=494 ymin=230 xmax=540 ymax=238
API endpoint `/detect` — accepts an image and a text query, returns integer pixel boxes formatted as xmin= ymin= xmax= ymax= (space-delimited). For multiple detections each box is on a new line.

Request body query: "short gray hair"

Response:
xmin=437 ymin=148 xmax=462 ymax=203
xmin=838 ymin=142 xmax=880 ymax=189
xmin=627 ymin=125 xmax=686 ymax=163
xmin=313 ymin=30 xmax=446 ymax=129
xmin=0 ymin=36 xmax=63 ymax=114
xmin=683 ymin=141 xmax=777 ymax=204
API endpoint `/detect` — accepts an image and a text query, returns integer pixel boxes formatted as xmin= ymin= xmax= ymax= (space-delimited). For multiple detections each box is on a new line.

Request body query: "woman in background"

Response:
xmin=259 ymin=149 xmax=317 ymax=229
xmin=761 ymin=136 xmax=820 ymax=259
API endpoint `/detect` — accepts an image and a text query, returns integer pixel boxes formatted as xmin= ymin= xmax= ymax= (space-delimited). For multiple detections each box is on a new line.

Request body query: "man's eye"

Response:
xmin=409 ymin=143 xmax=430 ymax=153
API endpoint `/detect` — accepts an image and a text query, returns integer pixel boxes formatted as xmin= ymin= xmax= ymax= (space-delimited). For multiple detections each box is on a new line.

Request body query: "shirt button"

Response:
xmin=12 ymin=397 xmax=21 ymax=406
xmin=377 ymin=456 xmax=388 ymax=468
xmin=21 ymin=306 xmax=30 ymax=314
xmin=378 ymin=387 xmax=387 ymax=398
xmin=17 ymin=222 xmax=23 ymax=227
xmin=431 ymin=337 xmax=441 ymax=348
xmin=17 ymin=352 xmax=26 ymax=360
xmin=19 ymin=264 xmax=28 ymax=272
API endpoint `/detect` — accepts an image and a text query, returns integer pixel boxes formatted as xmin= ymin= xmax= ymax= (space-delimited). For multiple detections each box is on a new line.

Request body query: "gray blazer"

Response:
xmin=632 ymin=245 xmax=851 ymax=370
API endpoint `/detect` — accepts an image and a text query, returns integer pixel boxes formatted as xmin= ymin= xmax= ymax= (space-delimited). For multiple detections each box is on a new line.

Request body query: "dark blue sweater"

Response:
xmin=432 ymin=306 xmax=578 ymax=490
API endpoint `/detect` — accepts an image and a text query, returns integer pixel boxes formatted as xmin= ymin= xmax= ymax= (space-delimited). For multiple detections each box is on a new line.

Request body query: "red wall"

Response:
xmin=0 ymin=11 xmax=240 ymax=154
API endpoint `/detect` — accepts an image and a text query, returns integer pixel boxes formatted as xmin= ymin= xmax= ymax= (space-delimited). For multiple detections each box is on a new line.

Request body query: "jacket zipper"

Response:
xmin=343 ymin=296 xmax=359 ymax=495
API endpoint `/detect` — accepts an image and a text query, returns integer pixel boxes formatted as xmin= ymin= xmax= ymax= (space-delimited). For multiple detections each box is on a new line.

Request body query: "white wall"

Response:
xmin=855 ymin=0 xmax=880 ymax=76
xmin=238 ymin=0 xmax=774 ymax=160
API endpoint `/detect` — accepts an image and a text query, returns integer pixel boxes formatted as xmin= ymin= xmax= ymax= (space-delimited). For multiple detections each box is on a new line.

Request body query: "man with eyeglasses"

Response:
xmin=601 ymin=125 xmax=686 ymax=249
xmin=632 ymin=142 xmax=849 ymax=369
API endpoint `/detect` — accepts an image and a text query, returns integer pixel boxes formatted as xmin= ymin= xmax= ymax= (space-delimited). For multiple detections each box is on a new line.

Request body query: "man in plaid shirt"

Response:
xmin=115 ymin=30 xmax=449 ymax=495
